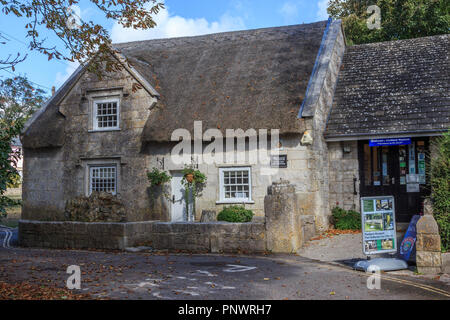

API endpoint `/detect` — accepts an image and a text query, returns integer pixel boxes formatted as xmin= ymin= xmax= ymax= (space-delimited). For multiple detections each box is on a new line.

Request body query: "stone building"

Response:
xmin=19 ymin=19 xmax=449 ymax=251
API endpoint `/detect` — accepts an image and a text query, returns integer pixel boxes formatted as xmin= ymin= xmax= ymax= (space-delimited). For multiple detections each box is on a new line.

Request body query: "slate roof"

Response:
xmin=114 ymin=21 xmax=327 ymax=142
xmin=325 ymin=34 xmax=450 ymax=139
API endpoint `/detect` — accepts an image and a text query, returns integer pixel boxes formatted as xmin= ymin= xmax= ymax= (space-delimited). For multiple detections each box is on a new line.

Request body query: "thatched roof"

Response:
xmin=114 ymin=21 xmax=327 ymax=142
xmin=325 ymin=34 xmax=450 ymax=140
xmin=21 ymin=21 xmax=328 ymax=148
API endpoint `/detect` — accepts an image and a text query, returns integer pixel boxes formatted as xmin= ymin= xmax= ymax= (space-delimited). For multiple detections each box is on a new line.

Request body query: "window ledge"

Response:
xmin=216 ymin=200 xmax=255 ymax=205
xmin=88 ymin=128 xmax=121 ymax=133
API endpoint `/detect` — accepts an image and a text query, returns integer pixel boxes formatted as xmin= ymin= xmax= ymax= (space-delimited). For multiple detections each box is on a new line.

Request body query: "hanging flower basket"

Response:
xmin=185 ymin=173 xmax=194 ymax=183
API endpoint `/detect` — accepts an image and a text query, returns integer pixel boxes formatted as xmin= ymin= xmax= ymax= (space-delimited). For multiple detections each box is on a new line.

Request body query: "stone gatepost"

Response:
xmin=416 ymin=199 xmax=442 ymax=274
xmin=264 ymin=180 xmax=302 ymax=253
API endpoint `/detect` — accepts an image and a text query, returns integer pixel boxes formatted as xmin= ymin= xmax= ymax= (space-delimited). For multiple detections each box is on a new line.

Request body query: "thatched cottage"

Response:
xmin=19 ymin=19 xmax=449 ymax=252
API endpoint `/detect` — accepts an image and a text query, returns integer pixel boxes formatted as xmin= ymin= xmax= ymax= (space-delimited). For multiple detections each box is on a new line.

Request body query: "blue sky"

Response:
xmin=0 ymin=0 xmax=329 ymax=94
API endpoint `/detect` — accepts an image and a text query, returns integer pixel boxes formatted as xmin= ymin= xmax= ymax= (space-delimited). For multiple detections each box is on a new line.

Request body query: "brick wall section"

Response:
xmin=19 ymin=220 xmax=266 ymax=253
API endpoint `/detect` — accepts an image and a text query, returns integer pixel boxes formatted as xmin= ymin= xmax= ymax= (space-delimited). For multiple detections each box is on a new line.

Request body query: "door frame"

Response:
xmin=357 ymin=138 xmax=431 ymax=222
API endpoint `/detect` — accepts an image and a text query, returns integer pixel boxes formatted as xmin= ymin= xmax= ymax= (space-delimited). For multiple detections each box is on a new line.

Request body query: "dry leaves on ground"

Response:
xmin=310 ymin=229 xmax=361 ymax=241
xmin=0 ymin=281 xmax=92 ymax=300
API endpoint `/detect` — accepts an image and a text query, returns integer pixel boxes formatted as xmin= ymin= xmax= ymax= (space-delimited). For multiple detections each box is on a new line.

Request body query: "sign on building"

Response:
xmin=369 ymin=138 xmax=411 ymax=146
xmin=361 ymin=196 xmax=397 ymax=255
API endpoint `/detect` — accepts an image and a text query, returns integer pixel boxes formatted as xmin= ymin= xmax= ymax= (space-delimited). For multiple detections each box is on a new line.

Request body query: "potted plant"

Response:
xmin=183 ymin=167 xmax=195 ymax=183
xmin=147 ymin=168 xmax=172 ymax=201
xmin=147 ymin=167 xmax=172 ymax=186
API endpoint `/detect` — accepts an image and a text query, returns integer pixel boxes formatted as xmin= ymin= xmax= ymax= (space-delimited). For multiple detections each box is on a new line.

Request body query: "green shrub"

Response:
xmin=331 ymin=207 xmax=361 ymax=230
xmin=429 ymin=130 xmax=450 ymax=252
xmin=6 ymin=172 xmax=21 ymax=188
xmin=217 ymin=205 xmax=253 ymax=223
xmin=146 ymin=168 xmax=172 ymax=186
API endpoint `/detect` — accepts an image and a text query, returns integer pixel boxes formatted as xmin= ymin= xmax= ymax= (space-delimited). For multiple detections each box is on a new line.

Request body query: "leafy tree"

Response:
xmin=327 ymin=0 xmax=450 ymax=45
xmin=429 ymin=130 xmax=450 ymax=252
xmin=0 ymin=0 xmax=164 ymax=74
xmin=0 ymin=76 xmax=46 ymax=217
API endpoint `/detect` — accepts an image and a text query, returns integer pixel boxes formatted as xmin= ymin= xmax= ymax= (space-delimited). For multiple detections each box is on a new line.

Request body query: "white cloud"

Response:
xmin=111 ymin=8 xmax=246 ymax=43
xmin=279 ymin=2 xmax=299 ymax=23
xmin=317 ymin=0 xmax=329 ymax=20
xmin=55 ymin=61 xmax=79 ymax=88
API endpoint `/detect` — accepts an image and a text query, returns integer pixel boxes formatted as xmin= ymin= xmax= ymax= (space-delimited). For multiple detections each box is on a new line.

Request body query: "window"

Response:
xmin=93 ymin=98 xmax=119 ymax=130
xmin=89 ymin=165 xmax=117 ymax=195
xmin=219 ymin=167 xmax=252 ymax=203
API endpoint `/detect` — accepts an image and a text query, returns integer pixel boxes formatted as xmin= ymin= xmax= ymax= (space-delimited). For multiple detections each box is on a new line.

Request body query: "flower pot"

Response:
xmin=185 ymin=173 xmax=194 ymax=183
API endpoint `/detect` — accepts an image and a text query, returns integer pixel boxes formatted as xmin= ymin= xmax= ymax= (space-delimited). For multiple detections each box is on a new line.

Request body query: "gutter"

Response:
xmin=324 ymin=129 xmax=448 ymax=142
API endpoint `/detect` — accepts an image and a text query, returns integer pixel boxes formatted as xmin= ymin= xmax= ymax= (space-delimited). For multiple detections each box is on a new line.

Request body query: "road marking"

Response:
xmin=223 ymin=264 xmax=257 ymax=273
xmin=265 ymin=255 xmax=450 ymax=298
xmin=375 ymin=274 xmax=450 ymax=298
xmin=0 ymin=228 xmax=11 ymax=248
xmin=196 ymin=270 xmax=216 ymax=277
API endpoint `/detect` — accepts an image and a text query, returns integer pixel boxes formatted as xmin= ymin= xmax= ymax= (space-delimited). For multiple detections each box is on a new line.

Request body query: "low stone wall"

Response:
xmin=19 ymin=220 xmax=266 ymax=253
xmin=19 ymin=220 xmax=128 ymax=250
xmin=442 ymin=252 xmax=450 ymax=274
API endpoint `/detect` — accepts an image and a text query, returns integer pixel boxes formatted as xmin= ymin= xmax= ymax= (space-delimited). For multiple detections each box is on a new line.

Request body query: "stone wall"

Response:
xmin=19 ymin=220 xmax=266 ymax=253
xmin=327 ymin=141 xmax=360 ymax=212
xmin=23 ymin=67 xmax=158 ymax=222
xmin=22 ymin=148 xmax=65 ymax=220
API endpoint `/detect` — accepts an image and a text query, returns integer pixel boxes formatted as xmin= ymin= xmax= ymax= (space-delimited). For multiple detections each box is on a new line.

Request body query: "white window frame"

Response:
xmin=92 ymin=98 xmax=120 ymax=131
xmin=218 ymin=167 xmax=253 ymax=203
xmin=88 ymin=164 xmax=118 ymax=195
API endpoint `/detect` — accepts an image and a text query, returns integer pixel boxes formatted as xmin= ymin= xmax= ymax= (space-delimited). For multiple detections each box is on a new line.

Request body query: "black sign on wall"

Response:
xmin=270 ymin=155 xmax=287 ymax=168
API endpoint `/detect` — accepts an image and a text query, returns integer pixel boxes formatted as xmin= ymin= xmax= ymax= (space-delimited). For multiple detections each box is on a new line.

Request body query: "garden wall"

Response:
xmin=19 ymin=220 xmax=266 ymax=253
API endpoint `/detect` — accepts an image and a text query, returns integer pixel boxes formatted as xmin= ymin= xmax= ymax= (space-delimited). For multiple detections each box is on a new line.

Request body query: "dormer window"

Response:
xmin=92 ymin=98 xmax=120 ymax=131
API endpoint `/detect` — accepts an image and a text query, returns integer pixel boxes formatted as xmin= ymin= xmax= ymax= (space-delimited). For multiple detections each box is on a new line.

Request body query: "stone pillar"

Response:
xmin=264 ymin=180 xmax=302 ymax=253
xmin=416 ymin=199 xmax=442 ymax=274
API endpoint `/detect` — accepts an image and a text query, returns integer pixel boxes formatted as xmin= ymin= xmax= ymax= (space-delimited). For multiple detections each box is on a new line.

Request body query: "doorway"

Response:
xmin=170 ymin=172 xmax=193 ymax=222
xmin=358 ymin=138 xmax=430 ymax=222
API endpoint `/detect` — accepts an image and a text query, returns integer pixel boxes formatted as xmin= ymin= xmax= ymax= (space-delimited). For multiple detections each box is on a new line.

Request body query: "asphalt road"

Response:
xmin=0 ymin=246 xmax=449 ymax=300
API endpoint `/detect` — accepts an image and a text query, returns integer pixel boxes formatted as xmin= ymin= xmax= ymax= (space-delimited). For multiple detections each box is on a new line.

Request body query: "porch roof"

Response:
xmin=325 ymin=34 xmax=450 ymax=140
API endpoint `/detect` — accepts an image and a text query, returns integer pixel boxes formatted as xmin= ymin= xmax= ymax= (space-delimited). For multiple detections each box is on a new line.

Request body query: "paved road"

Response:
xmin=0 ymin=247 xmax=449 ymax=300
xmin=0 ymin=226 xmax=17 ymax=249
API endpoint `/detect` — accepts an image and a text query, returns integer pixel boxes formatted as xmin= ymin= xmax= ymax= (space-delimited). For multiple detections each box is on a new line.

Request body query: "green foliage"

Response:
xmin=331 ymin=207 xmax=361 ymax=230
xmin=181 ymin=166 xmax=207 ymax=186
xmin=6 ymin=172 xmax=21 ymax=189
xmin=217 ymin=205 xmax=254 ymax=223
xmin=0 ymin=76 xmax=44 ymax=217
xmin=146 ymin=167 xmax=171 ymax=186
xmin=328 ymin=0 xmax=450 ymax=45
xmin=0 ymin=122 xmax=23 ymax=218
xmin=429 ymin=130 xmax=450 ymax=252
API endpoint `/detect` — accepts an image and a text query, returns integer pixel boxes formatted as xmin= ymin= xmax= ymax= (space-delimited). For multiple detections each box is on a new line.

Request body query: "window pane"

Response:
xmin=221 ymin=168 xmax=250 ymax=201
xmin=96 ymin=101 xmax=118 ymax=129
xmin=90 ymin=166 xmax=116 ymax=194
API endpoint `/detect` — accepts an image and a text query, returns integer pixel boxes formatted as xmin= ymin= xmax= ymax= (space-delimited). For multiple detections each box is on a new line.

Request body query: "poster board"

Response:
xmin=361 ymin=196 xmax=397 ymax=255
